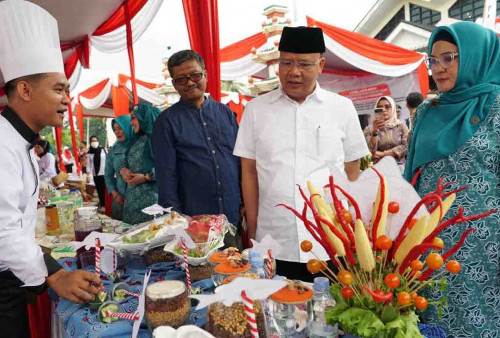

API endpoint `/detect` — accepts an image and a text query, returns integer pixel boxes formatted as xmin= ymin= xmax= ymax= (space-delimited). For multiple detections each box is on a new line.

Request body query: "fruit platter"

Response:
xmin=109 ymin=211 xmax=189 ymax=254
xmin=279 ymin=159 xmax=496 ymax=337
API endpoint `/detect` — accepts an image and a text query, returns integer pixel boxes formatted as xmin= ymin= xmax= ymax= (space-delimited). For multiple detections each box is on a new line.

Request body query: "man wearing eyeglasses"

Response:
xmin=234 ymin=27 xmax=369 ymax=281
xmin=152 ymin=50 xmax=241 ymax=248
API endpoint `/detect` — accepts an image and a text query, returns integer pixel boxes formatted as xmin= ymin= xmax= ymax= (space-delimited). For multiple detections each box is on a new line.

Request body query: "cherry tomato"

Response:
xmin=410 ymin=292 xmax=418 ymax=300
xmin=410 ymin=260 xmax=423 ymax=271
xmin=426 ymin=253 xmax=444 ymax=270
xmin=384 ymin=273 xmax=401 ymax=289
xmin=376 ymin=235 xmax=393 ymax=250
xmin=320 ymin=261 xmax=328 ymax=271
xmin=397 ymin=291 xmax=411 ymax=306
xmin=433 ymin=237 xmax=444 ymax=249
xmin=414 ymin=296 xmax=428 ymax=310
xmin=335 ymin=210 xmax=353 ymax=224
xmin=343 ymin=210 xmax=353 ymax=223
xmin=446 ymin=260 xmax=461 ymax=274
xmin=341 ymin=286 xmax=354 ymax=299
xmin=300 ymin=240 xmax=313 ymax=252
xmin=408 ymin=218 xmax=418 ymax=230
xmin=306 ymin=259 xmax=322 ymax=274
xmin=376 ymin=255 xmax=383 ymax=263
xmin=388 ymin=201 xmax=400 ymax=214
xmin=338 ymin=270 xmax=354 ymax=285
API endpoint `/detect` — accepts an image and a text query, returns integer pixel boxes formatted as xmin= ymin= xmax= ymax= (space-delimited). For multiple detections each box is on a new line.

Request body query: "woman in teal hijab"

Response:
xmin=104 ymin=115 xmax=134 ymax=220
xmin=120 ymin=103 xmax=161 ymax=225
xmin=405 ymin=22 xmax=500 ymax=336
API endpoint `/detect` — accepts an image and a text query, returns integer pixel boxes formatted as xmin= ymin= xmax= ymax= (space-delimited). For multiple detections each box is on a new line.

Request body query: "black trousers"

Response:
xmin=276 ymin=259 xmax=338 ymax=283
xmin=64 ymin=164 xmax=73 ymax=174
xmin=94 ymin=175 xmax=106 ymax=207
xmin=0 ymin=271 xmax=30 ymax=338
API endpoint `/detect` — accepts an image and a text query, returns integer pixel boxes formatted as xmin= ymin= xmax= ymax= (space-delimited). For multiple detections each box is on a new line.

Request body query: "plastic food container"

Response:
xmin=241 ymin=249 xmax=276 ymax=278
xmin=145 ymin=281 xmax=189 ymax=329
xmin=267 ymin=281 xmax=314 ymax=337
xmin=212 ymin=259 xmax=250 ymax=287
xmin=206 ymin=299 xmax=266 ymax=337
xmin=208 ymin=248 xmax=241 ymax=267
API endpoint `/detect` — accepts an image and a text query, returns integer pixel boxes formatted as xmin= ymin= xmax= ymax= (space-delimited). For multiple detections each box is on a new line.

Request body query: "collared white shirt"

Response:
xmin=0 ymin=114 xmax=47 ymax=286
xmin=234 ymin=84 xmax=369 ymax=262
xmin=38 ymin=152 xmax=57 ymax=180
xmin=87 ymin=150 xmax=106 ymax=176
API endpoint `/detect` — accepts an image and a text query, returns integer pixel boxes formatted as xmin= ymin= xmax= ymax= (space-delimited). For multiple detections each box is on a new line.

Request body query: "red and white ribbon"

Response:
xmin=121 ymin=289 xmax=140 ymax=298
xmin=241 ymin=290 xmax=259 ymax=338
xmin=104 ymin=310 xmax=139 ymax=321
xmin=180 ymin=238 xmax=191 ymax=291
xmin=266 ymin=249 xmax=273 ymax=279
xmin=95 ymin=238 xmax=101 ymax=277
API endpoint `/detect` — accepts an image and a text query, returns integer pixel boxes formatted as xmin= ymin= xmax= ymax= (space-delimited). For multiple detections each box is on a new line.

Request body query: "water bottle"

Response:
xmin=309 ymin=277 xmax=338 ymax=338
xmin=249 ymin=250 xmax=267 ymax=279
xmin=69 ymin=188 xmax=83 ymax=209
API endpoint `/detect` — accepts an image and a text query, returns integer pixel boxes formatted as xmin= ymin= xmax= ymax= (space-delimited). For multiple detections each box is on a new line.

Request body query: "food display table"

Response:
xmin=53 ymin=257 xmax=213 ymax=338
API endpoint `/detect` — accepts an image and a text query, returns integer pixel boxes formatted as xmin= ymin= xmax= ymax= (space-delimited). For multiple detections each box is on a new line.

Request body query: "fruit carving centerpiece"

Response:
xmin=279 ymin=159 xmax=496 ymax=337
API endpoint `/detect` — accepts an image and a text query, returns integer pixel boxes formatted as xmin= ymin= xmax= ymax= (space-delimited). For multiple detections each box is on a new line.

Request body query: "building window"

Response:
xmin=410 ymin=4 xmax=441 ymax=26
xmin=375 ymin=7 xmax=405 ymax=41
xmin=449 ymin=0 xmax=500 ymax=21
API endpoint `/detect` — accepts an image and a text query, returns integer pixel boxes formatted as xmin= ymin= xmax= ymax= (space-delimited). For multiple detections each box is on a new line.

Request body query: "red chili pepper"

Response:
xmin=419 ymin=228 xmax=476 ymax=281
xmin=328 ymin=176 xmax=356 ymax=251
xmin=387 ymin=193 xmax=442 ymax=263
xmin=277 ymin=201 xmax=338 ymax=264
xmin=370 ymin=167 xmax=386 ymax=244
xmin=410 ymin=168 xmax=422 ymax=187
xmin=362 ymin=286 xmax=393 ymax=303
xmin=398 ymin=243 xmax=441 ymax=274
xmin=317 ymin=215 xmax=356 ymax=265
xmin=331 ymin=183 xmax=361 ymax=221
xmin=422 ymin=208 xmax=496 ymax=245
xmin=442 ymin=228 xmax=475 ymax=261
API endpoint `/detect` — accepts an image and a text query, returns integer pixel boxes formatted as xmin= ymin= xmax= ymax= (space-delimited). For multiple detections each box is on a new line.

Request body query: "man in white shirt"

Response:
xmin=0 ymin=1 xmax=102 ymax=336
xmin=234 ymin=26 xmax=369 ymax=281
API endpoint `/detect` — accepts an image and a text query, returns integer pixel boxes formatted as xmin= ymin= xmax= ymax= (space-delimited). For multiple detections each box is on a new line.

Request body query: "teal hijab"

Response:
xmin=112 ymin=115 xmax=134 ymax=148
xmin=131 ymin=103 xmax=161 ymax=174
xmin=405 ymin=21 xmax=500 ymax=181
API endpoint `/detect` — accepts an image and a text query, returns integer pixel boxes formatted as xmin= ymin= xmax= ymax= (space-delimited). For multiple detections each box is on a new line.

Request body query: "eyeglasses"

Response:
xmin=376 ymin=104 xmax=392 ymax=111
xmin=278 ymin=59 xmax=321 ymax=70
xmin=425 ymin=52 xmax=459 ymax=70
xmin=172 ymin=71 xmax=205 ymax=85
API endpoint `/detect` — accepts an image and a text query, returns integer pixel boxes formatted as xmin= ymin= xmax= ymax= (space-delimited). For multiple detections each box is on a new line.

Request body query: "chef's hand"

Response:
xmin=128 ymin=173 xmax=146 ymax=186
xmin=47 ymin=269 xmax=104 ymax=304
xmin=120 ymin=168 xmax=132 ymax=182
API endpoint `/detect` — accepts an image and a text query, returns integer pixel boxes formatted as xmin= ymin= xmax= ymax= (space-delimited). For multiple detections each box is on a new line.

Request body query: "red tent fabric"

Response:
xmin=182 ymin=0 xmax=221 ymax=102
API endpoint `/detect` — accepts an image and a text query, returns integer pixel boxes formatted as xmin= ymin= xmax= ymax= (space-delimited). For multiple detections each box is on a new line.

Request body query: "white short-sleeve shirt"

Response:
xmin=234 ymin=84 xmax=369 ymax=262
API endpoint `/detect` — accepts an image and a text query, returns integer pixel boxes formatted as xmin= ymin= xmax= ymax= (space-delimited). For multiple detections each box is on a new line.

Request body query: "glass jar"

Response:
xmin=56 ymin=201 xmax=74 ymax=239
xmin=145 ymin=281 xmax=189 ymax=329
xmin=206 ymin=299 xmax=267 ymax=338
xmin=45 ymin=204 xmax=59 ymax=236
xmin=75 ymin=206 xmax=102 ymax=269
xmin=267 ymin=281 xmax=314 ymax=337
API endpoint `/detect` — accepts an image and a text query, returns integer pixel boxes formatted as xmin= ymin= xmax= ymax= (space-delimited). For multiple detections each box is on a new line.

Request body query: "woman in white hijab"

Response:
xmin=363 ymin=95 xmax=409 ymax=164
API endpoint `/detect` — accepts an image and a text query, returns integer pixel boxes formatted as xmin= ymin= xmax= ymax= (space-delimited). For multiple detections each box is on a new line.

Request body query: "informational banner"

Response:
xmin=320 ymin=68 xmax=422 ymax=122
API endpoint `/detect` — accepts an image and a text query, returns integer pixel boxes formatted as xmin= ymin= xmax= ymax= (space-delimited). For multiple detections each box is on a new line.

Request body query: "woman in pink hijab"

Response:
xmin=363 ymin=95 xmax=409 ymax=164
